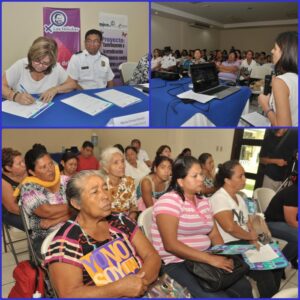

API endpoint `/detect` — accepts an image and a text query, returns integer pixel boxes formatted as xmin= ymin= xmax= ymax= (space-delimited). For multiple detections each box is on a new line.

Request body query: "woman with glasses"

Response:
xmin=2 ymin=36 xmax=76 ymax=105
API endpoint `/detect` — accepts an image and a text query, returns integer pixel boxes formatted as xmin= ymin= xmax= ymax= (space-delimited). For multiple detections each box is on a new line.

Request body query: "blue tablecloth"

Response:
xmin=2 ymin=86 xmax=149 ymax=128
xmin=150 ymin=78 xmax=251 ymax=127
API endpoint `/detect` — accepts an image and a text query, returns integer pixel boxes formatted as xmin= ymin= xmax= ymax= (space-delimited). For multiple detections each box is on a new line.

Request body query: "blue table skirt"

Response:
xmin=2 ymin=86 xmax=149 ymax=128
xmin=150 ymin=78 xmax=251 ymax=127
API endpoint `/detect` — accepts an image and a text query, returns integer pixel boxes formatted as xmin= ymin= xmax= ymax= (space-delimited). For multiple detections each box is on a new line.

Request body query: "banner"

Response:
xmin=80 ymin=238 xmax=140 ymax=286
xmin=99 ymin=13 xmax=128 ymax=84
xmin=43 ymin=8 xmax=80 ymax=69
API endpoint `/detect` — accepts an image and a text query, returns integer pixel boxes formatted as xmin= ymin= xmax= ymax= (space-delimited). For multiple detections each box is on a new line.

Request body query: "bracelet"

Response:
xmin=12 ymin=91 xmax=20 ymax=102
xmin=265 ymin=108 xmax=274 ymax=117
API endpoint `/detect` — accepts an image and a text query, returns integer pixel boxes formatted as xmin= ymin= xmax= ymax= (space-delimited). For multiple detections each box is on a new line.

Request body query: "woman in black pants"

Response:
xmin=210 ymin=160 xmax=284 ymax=298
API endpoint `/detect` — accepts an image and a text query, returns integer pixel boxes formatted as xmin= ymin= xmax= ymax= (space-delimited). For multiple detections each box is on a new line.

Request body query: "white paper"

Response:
xmin=94 ymin=90 xmax=141 ymax=108
xmin=133 ymin=83 xmax=149 ymax=94
xmin=177 ymin=90 xmax=215 ymax=103
xmin=106 ymin=111 xmax=149 ymax=127
xmin=2 ymin=100 xmax=52 ymax=119
xmin=61 ymin=93 xmax=112 ymax=116
xmin=244 ymin=244 xmax=279 ymax=263
xmin=241 ymin=112 xmax=271 ymax=127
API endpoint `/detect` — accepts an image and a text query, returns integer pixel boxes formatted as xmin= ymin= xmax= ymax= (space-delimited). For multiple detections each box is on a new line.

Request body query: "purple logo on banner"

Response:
xmin=43 ymin=8 xmax=80 ymax=69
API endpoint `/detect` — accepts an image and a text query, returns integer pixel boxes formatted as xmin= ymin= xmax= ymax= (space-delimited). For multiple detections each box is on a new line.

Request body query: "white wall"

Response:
xmin=2 ymin=129 xmax=234 ymax=166
xmin=2 ymin=2 xmax=148 ymax=72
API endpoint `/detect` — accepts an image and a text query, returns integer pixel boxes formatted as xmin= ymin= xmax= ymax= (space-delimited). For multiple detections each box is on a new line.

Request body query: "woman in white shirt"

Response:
xmin=258 ymin=31 xmax=298 ymax=126
xmin=151 ymin=48 xmax=162 ymax=71
xmin=2 ymin=36 xmax=76 ymax=105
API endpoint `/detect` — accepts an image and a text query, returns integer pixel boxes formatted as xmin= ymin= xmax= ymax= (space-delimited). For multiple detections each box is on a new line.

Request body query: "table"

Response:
xmin=2 ymin=86 xmax=149 ymax=128
xmin=150 ymin=78 xmax=251 ymax=127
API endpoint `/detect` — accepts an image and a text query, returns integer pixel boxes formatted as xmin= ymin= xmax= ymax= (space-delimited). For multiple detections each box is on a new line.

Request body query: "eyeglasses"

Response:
xmin=85 ymin=39 xmax=101 ymax=45
xmin=32 ymin=60 xmax=51 ymax=67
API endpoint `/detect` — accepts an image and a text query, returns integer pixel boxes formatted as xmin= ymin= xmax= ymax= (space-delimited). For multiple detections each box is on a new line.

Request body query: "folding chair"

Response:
xmin=137 ymin=206 xmax=153 ymax=242
xmin=118 ymin=62 xmax=138 ymax=84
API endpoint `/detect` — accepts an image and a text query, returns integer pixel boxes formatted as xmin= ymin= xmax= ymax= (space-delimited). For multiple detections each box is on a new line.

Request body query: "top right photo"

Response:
xmin=151 ymin=1 xmax=298 ymax=128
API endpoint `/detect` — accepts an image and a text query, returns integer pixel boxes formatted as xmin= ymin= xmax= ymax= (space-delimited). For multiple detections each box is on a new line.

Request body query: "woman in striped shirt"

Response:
xmin=151 ymin=156 xmax=253 ymax=298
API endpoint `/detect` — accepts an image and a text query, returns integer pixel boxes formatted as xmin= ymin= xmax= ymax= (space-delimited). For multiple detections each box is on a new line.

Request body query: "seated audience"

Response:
xmin=131 ymin=139 xmax=152 ymax=167
xmin=210 ymin=160 xmax=283 ymax=298
xmin=191 ymin=49 xmax=206 ymax=64
xmin=160 ymin=46 xmax=177 ymax=72
xmin=239 ymin=50 xmax=257 ymax=81
xmin=258 ymin=31 xmax=298 ymax=126
xmin=156 ymin=145 xmax=172 ymax=158
xmin=67 ymin=29 xmax=114 ymax=89
xmin=151 ymin=49 xmax=162 ymax=71
xmin=19 ymin=144 xmax=70 ymax=256
xmin=128 ymin=54 xmax=149 ymax=85
xmin=198 ymin=153 xmax=217 ymax=197
xmin=151 ymin=156 xmax=253 ymax=298
xmin=44 ymin=170 xmax=161 ymax=298
xmin=235 ymin=50 xmax=242 ymax=65
xmin=125 ymin=146 xmax=150 ymax=188
xmin=265 ymin=181 xmax=298 ymax=268
xmin=214 ymin=50 xmax=223 ymax=66
xmin=2 ymin=37 xmax=76 ymax=105
xmin=177 ymin=148 xmax=192 ymax=158
xmin=100 ymin=147 xmax=138 ymax=220
xmin=113 ymin=143 xmax=125 ymax=153
xmin=136 ymin=156 xmax=172 ymax=211
xmin=2 ymin=148 xmax=27 ymax=231
xmin=60 ymin=151 xmax=78 ymax=177
xmin=76 ymin=141 xmax=99 ymax=171
xmin=217 ymin=51 xmax=239 ymax=82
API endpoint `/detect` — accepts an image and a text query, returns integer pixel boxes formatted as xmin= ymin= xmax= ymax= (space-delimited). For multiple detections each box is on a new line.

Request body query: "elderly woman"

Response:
xmin=217 ymin=51 xmax=239 ymax=82
xmin=18 ymin=144 xmax=70 ymax=256
xmin=2 ymin=148 xmax=27 ymax=230
xmin=125 ymin=146 xmax=150 ymax=189
xmin=198 ymin=153 xmax=217 ymax=197
xmin=44 ymin=170 xmax=161 ymax=298
xmin=258 ymin=31 xmax=298 ymax=126
xmin=2 ymin=36 xmax=76 ymax=105
xmin=60 ymin=151 xmax=78 ymax=177
xmin=151 ymin=156 xmax=253 ymax=298
xmin=210 ymin=160 xmax=284 ymax=298
xmin=136 ymin=156 xmax=172 ymax=211
xmin=101 ymin=147 xmax=138 ymax=220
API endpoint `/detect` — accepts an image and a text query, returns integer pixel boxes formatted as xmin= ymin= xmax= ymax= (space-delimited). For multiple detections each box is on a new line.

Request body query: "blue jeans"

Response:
xmin=163 ymin=261 xmax=253 ymax=298
xmin=267 ymin=221 xmax=298 ymax=262
xmin=2 ymin=209 xmax=24 ymax=231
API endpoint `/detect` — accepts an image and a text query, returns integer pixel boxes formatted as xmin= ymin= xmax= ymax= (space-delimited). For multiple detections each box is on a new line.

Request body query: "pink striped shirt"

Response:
xmin=151 ymin=191 xmax=214 ymax=265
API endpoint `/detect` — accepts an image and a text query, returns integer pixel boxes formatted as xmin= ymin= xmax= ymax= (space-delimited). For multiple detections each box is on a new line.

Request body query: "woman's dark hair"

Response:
xmin=2 ymin=148 xmax=22 ymax=172
xmin=125 ymin=146 xmax=138 ymax=154
xmin=274 ymin=31 xmax=298 ymax=75
xmin=85 ymin=29 xmax=103 ymax=41
xmin=215 ymin=160 xmax=240 ymax=189
xmin=156 ymin=145 xmax=171 ymax=157
xmin=198 ymin=153 xmax=212 ymax=166
xmin=178 ymin=148 xmax=191 ymax=157
xmin=24 ymin=144 xmax=48 ymax=173
xmin=228 ymin=51 xmax=237 ymax=60
xmin=113 ymin=144 xmax=125 ymax=153
xmin=59 ymin=151 xmax=78 ymax=171
xmin=151 ymin=155 xmax=173 ymax=173
xmin=167 ymin=156 xmax=200 ymax=201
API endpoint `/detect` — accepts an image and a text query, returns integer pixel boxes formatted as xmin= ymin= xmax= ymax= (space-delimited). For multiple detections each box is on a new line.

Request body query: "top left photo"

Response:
xmin=2 ymin=1 xmax=149 ymax=128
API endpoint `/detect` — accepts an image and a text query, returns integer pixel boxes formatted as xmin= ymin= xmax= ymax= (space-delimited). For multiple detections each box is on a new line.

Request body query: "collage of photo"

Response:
xmin=1 ymin=1 xmax=298 ymax=299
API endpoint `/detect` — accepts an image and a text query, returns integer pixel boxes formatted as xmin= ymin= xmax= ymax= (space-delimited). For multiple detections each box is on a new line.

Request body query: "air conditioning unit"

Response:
xmin=188 ymin=22 xmax=210 ymax=29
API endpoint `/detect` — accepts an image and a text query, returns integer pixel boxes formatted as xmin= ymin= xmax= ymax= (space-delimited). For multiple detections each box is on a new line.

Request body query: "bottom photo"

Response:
xmin=2 ymin=128 xmax=298 ymax=298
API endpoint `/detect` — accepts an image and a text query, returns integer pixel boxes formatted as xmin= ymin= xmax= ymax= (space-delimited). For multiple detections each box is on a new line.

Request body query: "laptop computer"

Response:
xmin=190 ymin=63 xmax=240 ymax=99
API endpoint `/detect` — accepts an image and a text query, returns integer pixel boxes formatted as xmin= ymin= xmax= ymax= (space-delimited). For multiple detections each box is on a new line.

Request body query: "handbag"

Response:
xmin=184 ymin=255 xmax=249 ymax=292
xmin=144 ymin=273 xmax=191 ymax=298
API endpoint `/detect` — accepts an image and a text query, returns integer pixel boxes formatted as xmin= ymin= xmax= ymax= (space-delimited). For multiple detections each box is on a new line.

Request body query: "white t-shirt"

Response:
xmin=125 ymin=160 xmax=150 ymax=188
xmin=160 ymin=54 xmax=176 ymax=69
xmin=239 ymin=59 xmax=257 ymax=80
xmin=137 ymin=148 xmax=150 ymax=163
xmin=67 ymin=50 xmax=114 ymax=89
xmin=5 ymin=58 xmax=68 ymax=94
xmin=210 ymin=187 xmax=249 ymax=243
xmin=151 ymin=57 xmax=162 ymax=70
xmin=269 ymin=72 xmax=298 ymax=126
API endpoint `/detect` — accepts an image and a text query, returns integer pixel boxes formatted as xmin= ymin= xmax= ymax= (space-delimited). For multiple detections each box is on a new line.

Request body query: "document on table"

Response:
xmin=2 ymin=100 xmax=53 ymax=118
xmin=106 ymin=111 xmax=149 ymax=127
xmin=61 ymin=93 xmax=112 ymax=116
xmin=94 ymin=90 xmax=142 ymax=108
xmin=244 ymin=244 xmax=278 ymax=263
xmin=177 ymin=90 xmax=215 ymax=103
xmin=241 ymin=112 xmax=271 ymax=127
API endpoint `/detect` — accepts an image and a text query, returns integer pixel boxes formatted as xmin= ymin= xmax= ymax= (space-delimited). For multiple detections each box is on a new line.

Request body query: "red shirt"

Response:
xmin=76 ymin=155 xmax=99 ymax=171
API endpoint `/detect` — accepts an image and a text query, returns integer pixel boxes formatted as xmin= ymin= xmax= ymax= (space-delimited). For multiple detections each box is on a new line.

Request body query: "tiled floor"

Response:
xmin=1 ymin=228 xmax=298 ymax=298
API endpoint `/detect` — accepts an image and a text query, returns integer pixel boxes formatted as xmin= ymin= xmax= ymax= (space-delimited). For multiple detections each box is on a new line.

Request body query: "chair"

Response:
xmin=137 ymin=207 xmax=153 ymax=242
xmin=2 ymin=222 xmax=28 ymax=265
xmin=272 ymin=287 xmax=298 ymax=298
xmin=253 ymin=187 xmax=276 ymax=213
xmin=40 ymin=228 xmax=60 ymax=257
xmin=118 ymin=62 xmax=138 ymax=84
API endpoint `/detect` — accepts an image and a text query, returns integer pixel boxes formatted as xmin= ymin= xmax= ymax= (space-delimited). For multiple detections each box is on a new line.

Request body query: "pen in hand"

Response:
xmin=19 ymin=84 xmax=36 ymax=104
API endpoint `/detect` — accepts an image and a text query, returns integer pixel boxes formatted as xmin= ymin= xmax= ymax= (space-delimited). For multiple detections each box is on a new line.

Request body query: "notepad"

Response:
xmin=94 ymin=90 xmax=142 ymax=108
xmin=241 ymin=112 xmax=271 ymax=127
xmin=61 ymin=93 xmax=112 ymax=116
xmin=2 ymin=100 xmax=53 ymax=119
xmin=177 ymin=90 xmax=215 ymax=103
xmin=244 ymin=244 xmax=279 ymax=263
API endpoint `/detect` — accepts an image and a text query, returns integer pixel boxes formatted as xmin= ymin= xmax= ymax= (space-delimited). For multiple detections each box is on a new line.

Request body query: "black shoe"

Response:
xmin=291 ymin=258 xmax=298 ymax=270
